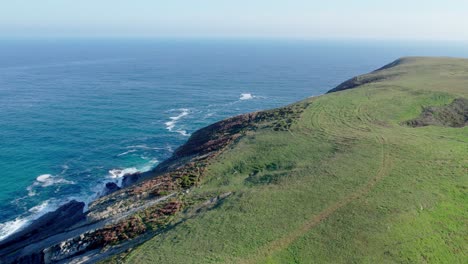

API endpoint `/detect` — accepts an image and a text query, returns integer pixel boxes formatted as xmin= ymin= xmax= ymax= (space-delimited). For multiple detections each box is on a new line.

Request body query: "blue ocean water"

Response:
xmin=0 ymin=39 xmax=467 ymax=239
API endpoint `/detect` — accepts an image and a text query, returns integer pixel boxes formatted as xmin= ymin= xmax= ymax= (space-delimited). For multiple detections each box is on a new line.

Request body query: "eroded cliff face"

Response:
xmin=326 ymin=58 xmax=406 ymax=94
xmin=403 ymin=98 xmax=468 ymax=128
xmin=0 ymin=102 xmax=307 ymax=264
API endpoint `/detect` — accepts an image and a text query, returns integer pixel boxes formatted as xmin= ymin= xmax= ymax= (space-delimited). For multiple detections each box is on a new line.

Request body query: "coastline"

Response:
xmin=1 ymin=56 xmax=466 ymax=263
xmin=0 ymin=58 xmax=399 ymax=262
xmin=0 ymin=80 xmax=313 ymax=263
xmin=0 ymin=92 xmax=289 ymax=242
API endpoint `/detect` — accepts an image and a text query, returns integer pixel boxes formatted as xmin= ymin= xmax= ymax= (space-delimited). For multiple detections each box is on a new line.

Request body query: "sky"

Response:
xmin=1 ymin=0 xmax=468 ymax=41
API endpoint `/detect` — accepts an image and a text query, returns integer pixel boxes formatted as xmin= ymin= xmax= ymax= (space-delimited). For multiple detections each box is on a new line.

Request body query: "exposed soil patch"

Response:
xmin=403 ymin=98 xmax=468 ymax=128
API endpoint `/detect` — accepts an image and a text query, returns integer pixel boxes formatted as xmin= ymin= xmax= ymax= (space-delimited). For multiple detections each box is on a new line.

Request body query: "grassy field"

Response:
xmin=123 ymin=57 xmax=467 ymax=263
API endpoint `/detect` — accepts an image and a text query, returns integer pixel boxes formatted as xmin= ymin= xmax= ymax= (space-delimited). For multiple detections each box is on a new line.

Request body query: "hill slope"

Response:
xmin=122 ymin=57 xmax=467 ymax=263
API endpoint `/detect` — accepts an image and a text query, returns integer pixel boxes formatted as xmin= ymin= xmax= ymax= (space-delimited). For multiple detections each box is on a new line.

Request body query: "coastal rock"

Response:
xmin=121 ymin=170 xmax=157 ymax=188
xmin=0 ymin=95 xmax=307 ymax=264
xmin=121 ymin=172 xmax=141 ymax=187
xmin=0 ymin=200 xmax=85 ymax=263
xmin=101 ymin=182 xmax=121 ymax=196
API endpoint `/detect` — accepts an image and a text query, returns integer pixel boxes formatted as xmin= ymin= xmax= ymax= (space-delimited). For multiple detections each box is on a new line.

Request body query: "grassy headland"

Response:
xmin=122 ymin=57 xmax=467 ymax=264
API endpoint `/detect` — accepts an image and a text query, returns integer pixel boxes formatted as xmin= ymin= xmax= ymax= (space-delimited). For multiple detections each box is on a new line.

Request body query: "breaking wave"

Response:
xmin=165 ymin=108 xmax=191 ymax=136
xmin=107 ymin=158 xmax=159 ymax=186
xmin=108 ymin=167 xmax=140 ymax=180
xmin=26 ymin=174 xmax=75 ymax=197
xmin=240 ymin=93 xmax=254 ymax=100
xmin=0 ymin=199 xmax=59 ymax=241
xmin=117 ymin=149 xmax=137 ymax=157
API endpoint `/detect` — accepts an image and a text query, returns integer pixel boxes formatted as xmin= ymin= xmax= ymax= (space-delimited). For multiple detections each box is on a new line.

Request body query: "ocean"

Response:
xmin=0 ymin=39 xmax=467 ymax=240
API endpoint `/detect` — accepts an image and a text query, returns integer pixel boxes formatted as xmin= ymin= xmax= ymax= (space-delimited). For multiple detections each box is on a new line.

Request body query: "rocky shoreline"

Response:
xmin=0 ymin=102 xmax=307 ymax=264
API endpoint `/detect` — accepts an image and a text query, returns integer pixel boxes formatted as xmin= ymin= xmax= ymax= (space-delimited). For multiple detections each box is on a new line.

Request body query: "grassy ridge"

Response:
xmin=124 ymin=57 xmax=467 ymax=263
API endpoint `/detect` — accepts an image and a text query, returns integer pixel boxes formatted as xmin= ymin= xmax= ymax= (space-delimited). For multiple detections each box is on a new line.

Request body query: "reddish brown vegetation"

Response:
xmin=95 ymin=216 xmax=147 ymax=246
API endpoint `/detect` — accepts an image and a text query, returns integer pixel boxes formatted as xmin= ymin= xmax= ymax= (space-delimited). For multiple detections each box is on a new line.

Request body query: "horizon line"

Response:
xmin=1 ymin=36 xmax=468 ymax=44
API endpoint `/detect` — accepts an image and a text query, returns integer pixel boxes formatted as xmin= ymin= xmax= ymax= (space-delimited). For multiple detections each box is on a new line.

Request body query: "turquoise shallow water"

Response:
xmin=0 ymin=39 xmax=467 ymax=239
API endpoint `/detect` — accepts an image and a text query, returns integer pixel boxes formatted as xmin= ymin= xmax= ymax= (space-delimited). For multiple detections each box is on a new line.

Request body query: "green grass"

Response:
xmin=124 ymin=57 xmax=467 ymax=264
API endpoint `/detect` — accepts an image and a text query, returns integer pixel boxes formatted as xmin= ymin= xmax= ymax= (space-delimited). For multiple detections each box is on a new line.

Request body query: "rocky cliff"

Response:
xmin=0 ymin=101 xmax=307 ymax=264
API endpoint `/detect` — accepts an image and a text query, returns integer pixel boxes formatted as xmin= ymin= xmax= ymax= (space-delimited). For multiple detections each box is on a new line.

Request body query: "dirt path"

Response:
xmin=238 ymin=135 xmax=391 ymax=264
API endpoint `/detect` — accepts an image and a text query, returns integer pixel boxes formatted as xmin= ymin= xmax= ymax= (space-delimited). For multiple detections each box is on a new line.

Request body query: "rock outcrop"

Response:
xmin=404 ymin=98 xmax=468 ymax=128
xmin=100 ymin=182 xmax=121 ymax=196
xmin=0 ymin=200 xmax=85 ymax=263
xmin=0 ymin=100 xmax=308 ymax=264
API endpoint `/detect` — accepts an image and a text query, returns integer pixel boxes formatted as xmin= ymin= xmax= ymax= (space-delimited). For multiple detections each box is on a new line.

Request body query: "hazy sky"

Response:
xmin=1 ymin=0 xmax=468 ymax=40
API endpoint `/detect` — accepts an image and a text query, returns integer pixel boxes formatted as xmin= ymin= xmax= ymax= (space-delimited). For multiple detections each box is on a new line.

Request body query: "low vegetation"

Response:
xmin=404 ymin=97 xmax=467 ymax=127
xmin=114 ymin=57 xmax=467 ymax=263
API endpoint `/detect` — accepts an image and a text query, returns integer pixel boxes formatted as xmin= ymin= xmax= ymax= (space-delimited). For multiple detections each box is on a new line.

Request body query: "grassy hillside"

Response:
xmin=123 ymin=57 xmax=467 ymax=263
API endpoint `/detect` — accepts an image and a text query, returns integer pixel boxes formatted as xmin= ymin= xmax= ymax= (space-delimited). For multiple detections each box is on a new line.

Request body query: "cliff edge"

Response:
xmin=1 ymin=57 xmax=466 ymax=264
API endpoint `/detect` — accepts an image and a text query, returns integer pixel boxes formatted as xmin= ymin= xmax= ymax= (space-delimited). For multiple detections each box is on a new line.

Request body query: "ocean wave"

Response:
xmin=60 ymin=164 xmax=69 ymax=174
xmin=204 ymin=112 xmax=215 ymax=118
xmin=165 ymin=108 xmax=191 ymax=136
xmin=108 ymin=168 xmax=139 ymax=179
xmin=26 ymin=174 xmax=75 ymax=196
xmin=0 ymin=218 xmax=29 ymax=241
xmin=0 ymin=199 xmax=57 ymax=241
xmin=35 ymin=174 xmax=75 ymax=187
xmin=240 ymin=93 xmax=254 ymax=100
xmin=125 ymin=144 xmax=151 ymax=149
xmin=125 ymin=144 xmax=170 ymax=151
xmin=26 ymin=186 xmax=36 ymax=197
xmin=138 ymin=159 xmax=159 ymax=172
xmin=175 ymin=129 xmax=190 ymax=136
xmin=108 ymin=157 xmax=159 ymax=180
xmin=117 ymin=149 xmax=137 ymax=157
xmin=5 ymin=156 xmax=161 ymax=241
xmin=107 ymin=158 xmax=159 ymax=187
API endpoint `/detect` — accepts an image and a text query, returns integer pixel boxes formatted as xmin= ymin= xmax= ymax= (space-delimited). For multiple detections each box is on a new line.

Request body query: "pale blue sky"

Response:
xmin=1 ymin=0 xmax=468 ymax=40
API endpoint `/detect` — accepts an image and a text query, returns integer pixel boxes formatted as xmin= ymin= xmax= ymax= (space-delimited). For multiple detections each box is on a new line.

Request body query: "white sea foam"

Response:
xmin=0 ymin=199 xmax=57 ymax=241
xmin=0 ymin=218 xmax=29 ymax=241
xmin=165 ymin=108 xmax=190 ymax=136
xmin=36 ymin=174 xmax=53 ymax=185
xmin=34 ymin=174 xmax=74 ymax=187
xmin=138 ymin=159 xmax=159 ymax=172
xmin=2 ymin=158 xmax=161 ymax=241
xmin=175 ymin=129 xmax=190 ymax=136
xmin=240 ymin=93 xmax=254 ymax=100
xmin=28 ymin=200 xmax=52 ymax=214
xmin=26 ymin=174 xmax=75 ymax=196
xmin=125 ymin=144 xmax=151 ymax=149
xmin=108 ymin=156 xmax=160 ymax=180
xmin=108 ymin=158 xmax=159 ymax=186
xmin=117 ymin=149 xmax=137 ymax=157
xmin=26 ymin=186 xmax=36 ymax=197
xmin=125 ymin=144 xmax=168 ymax=151
xmin=108 ymin=168 xmax=139 ymax=179
xmin=60 ymin=164 xmax=69 ymax=174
